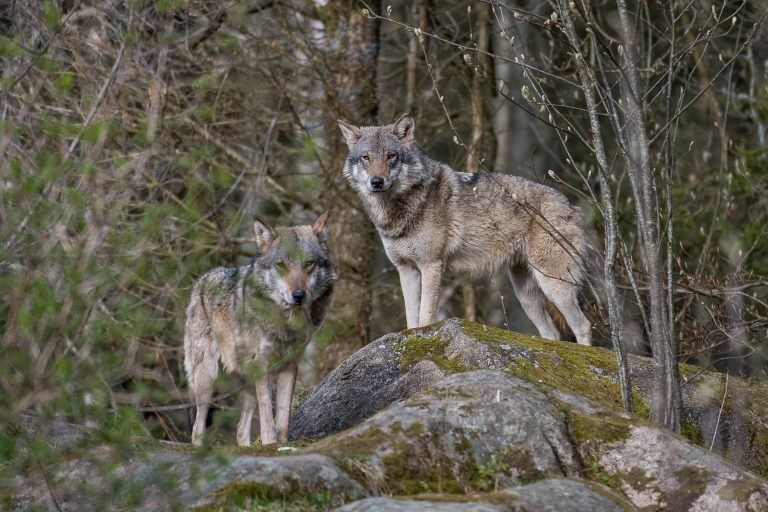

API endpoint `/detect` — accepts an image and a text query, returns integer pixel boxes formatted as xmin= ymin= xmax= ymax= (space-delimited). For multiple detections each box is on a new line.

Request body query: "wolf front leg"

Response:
xmin=275 ymin=360 xmax=298 ymax=443
xmin=418 ymin=262 xmax=443 ymax=327
xmin=255 ymin=365 xmax=277 ymax=445
xmin=397 ymin=265 xmax=422 ymax=328
xmin=236 ymin=392 xmax=256 ymax=446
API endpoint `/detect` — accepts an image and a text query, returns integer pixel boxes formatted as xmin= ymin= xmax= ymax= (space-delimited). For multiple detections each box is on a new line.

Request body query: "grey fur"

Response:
xmin=338 ymin=114 xmax=591 ymax=345
xmin=184 ymin=211 xmax=335 ymax=446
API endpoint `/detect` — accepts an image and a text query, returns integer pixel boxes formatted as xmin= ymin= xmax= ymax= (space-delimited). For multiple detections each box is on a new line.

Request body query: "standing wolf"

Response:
xmin=184 ymin=211 xmax=334 ymax=446
xmin=338 ymin=114 xmax=591 ymax=345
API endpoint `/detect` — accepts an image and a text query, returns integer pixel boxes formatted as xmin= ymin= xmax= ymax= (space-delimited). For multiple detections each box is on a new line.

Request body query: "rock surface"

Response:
xmin=334 ymin=479 xmax=633 ymax=511
xmin=290 ymin=319 xmax=768 ymax=478
xmin=306 ymin=369 xmax=768 ymax=511
xmin=6 ymin=443 xmax=365 ymax=510
xmin=311 ymin=370 xmax=580 ymax=494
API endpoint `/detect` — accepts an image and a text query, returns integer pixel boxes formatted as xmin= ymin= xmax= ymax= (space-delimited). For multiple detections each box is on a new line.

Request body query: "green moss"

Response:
xmin=377 ymin=422 xmax=467 ymax=494
xmin=458 ymin=321 xmax=535 ymax=345
xmin=745 ymin=422 xmax=768 ymax=478
xmin=564 ymin=408 xmax=630 ymax=492
xmin=568 ymin=410 xmax=631 ymax=446
xmin=394 ymin=333 xmax=468 ymax=373
xmin=455 ymin=320 xmax=651 ymax=419
xmin=309 ymin=425 xmax=387 ymax=460
xmin=386 ymin=492 xmax=517 ymax=506
xmin=473 ymin=447 xmax=542 ymax=491
xmin=575 ymin=480 xmax=637 ymax=512
xmin=193 ymin=480 xmax=332 ymax=511
xmin=381 ymin=444 xmax=464 ymax=495
xmin=717 ymin=475 xmax=767 ymax=503
xmin=681 ymin=420 xmax=704 ymax=447
xmin=621 ymin=467 xmax=656 ymax=493
xmin=308 ymin=425 xmax=389 ymax=489
xmin=378 ymin=426 xmax=542 ymax=495
xmin=454 ymin=436 xmax=472 ymax=455
xmin=662 ymin=466 xmax=711 ymax=511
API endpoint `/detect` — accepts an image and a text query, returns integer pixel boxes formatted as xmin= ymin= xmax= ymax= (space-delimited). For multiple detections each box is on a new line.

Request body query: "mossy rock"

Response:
xmin=290 ymin=318 xmax=768 ymax=479
xmin=4 ymin=439 xmax=364 ymax=511
xmin=310 ymin=368 xmax=768 ymax=511
xmin=309 ymin=370 xmax=581 ymax=496
xmin=335 ymin=478 xmax=634 ymax=511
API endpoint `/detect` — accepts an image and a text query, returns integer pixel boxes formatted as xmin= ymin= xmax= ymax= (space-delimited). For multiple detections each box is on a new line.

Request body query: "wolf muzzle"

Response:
xmin=369 ymin=175 xmax=385 ymax=190
xmin=290 ymin=289 xmax=306 ymax=305
xmin=367 ymin=175 xmax=394 ymax=192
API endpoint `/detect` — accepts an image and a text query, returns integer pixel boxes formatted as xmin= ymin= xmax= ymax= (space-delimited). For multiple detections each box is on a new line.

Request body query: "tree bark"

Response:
xmin=557 ymin=0 xmax=633 ymax=413
xmin=616 ymin=0 xmax=681 ymax=431
xmin=461 ymin=2 xmax=491 ymax=323
xmin=321 ymin=1 xmax=382 ymax=348
xmin=405 ymin=0 xmax=430 ymax=114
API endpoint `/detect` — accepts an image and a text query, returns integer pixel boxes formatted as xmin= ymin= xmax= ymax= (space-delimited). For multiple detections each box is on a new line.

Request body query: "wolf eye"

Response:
xmin=387 ymin=153 xmax=397 ymax=162
xmin=304 ymin=261 xmax=316 ymax=272
xmin=276 ymin=261 xmax=288 ymax=271
xmin=361 ymin=154 xmax=370 ymax=162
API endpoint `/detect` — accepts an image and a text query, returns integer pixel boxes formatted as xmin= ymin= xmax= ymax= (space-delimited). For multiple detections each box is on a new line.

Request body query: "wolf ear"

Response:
xmin=253 ymin=215 xmax=276 ymax=252
xmin=337 ymin=120 xmax=362 ymax=150
xmin=311 ymin=209 xmax=331 ymax=238
xmin=392 ymin=113 xmax=415 ymax=145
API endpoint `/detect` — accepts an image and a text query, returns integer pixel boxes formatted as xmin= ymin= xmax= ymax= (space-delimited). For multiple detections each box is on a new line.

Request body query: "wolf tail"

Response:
xmin=546 ymin=301 xmax=576 ymax=343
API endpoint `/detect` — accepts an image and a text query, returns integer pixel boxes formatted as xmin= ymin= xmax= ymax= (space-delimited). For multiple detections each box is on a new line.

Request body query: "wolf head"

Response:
xmin=252 ymin=210 xmax=334 ymax=308
xmin=337 ymin=113 xmax=427 ymax=194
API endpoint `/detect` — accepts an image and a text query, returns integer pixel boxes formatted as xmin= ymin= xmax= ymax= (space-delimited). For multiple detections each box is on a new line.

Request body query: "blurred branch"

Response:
xmin=65 ymin=40 xmax=127 ymax=159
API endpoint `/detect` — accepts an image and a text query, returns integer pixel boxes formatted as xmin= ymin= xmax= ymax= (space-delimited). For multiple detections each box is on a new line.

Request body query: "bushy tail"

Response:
xmin=546 ymin=301 xmax=576 ymax=343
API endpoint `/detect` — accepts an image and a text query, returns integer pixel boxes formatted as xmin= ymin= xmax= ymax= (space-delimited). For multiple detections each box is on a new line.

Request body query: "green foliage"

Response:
xmin=475 ymin=452 xmax=509 ymax=492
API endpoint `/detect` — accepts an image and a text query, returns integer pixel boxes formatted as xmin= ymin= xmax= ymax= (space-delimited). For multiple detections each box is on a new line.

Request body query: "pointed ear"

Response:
xmin=253 ymin=215 xmax=276 ymax=251
xmin=312 ymin=209 xmax=331 ymax=237
xmin=391 ymin=113 xmax=415 ymax=145
xmin=337 ymin=119 xmax=362 ymax=150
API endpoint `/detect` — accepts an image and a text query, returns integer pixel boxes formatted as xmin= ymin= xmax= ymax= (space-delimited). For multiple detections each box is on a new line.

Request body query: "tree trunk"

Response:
xmin=557 ymin=0 xmax=633 ymax=413
xmin=405 ymin=0 xmax=430 ymax=114
xmin=616 ymin=0 xmax=681 ymax=431
xmin=461 ymin=2 xmax=492 ymax=323
xmin=321 ymin=1 xmax=381 ymax=350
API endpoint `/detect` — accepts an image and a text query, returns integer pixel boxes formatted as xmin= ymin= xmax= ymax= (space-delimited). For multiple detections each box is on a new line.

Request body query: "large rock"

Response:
xmin=290 ymin=319 xmax=768 ymax=478
xmin=335 ymin=479 xmax=634 ymax=511
xmin=311 ymin=370 xmax=580 ymax=495
xmin=6 ymin=440 xmax=365 ymax=510
xmin=307 ymin=369 xmax=768 ymax=511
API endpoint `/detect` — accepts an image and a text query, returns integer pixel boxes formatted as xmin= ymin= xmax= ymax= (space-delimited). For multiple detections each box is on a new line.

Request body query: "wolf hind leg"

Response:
xmin=509 ymin=266 xmax=559 ymax=340
xmin=185 ymin=315 xmax=220 ymax=445
xmin=189 ymin=356 xmax=218 ymax=446
xmin=531 ymin=266 xmax=592 ymax=346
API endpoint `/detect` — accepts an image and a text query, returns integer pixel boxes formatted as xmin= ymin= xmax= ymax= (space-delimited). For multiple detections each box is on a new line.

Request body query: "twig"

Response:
xmin=65 ymin=40 xmax=127 ymax=159
xmin=35 ymin=457 xmax=63 ymax=512
xmin=709 ymin=373 xmax=729 ymax=451
xmin=118 ymin=389 xmax=242 ymax=413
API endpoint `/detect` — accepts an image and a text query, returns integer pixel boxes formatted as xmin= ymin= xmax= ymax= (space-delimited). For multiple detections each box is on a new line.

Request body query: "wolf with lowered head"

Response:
xmin=184 ymin=211 xmax=334 ymax=446
xmin=338 ymin=114 xmax=591 ymax=345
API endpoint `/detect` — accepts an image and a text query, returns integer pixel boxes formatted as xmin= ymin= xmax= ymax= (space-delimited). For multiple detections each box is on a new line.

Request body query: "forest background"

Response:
xmin=1 ymin=0 xmax=767 ymax=450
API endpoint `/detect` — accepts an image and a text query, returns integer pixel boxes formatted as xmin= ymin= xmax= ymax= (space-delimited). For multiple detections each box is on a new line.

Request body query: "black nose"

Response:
xmin=369 ymin=176 xmax=384 ymax=189
xmin=291 ymin=290 xmax=306 ymax=304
